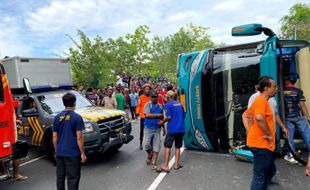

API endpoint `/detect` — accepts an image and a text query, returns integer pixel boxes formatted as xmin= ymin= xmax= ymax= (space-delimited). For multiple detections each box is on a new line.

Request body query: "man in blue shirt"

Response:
xmin=143 ymin=91 xmax=164 ymax=170
xmin=52 ymin=93 xmax=87 ymax=190
xmin=157 ymin=90 xmax=185 ymax=173
xmin=129 ymin=88 xmax=138 ymax=120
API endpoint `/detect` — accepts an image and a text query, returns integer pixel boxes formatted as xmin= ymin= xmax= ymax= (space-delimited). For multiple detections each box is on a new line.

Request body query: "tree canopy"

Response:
xmin=67 ymin=24 xmax=215 ymax=88
xmin=280 ymin=3 xmax=310 ymax=40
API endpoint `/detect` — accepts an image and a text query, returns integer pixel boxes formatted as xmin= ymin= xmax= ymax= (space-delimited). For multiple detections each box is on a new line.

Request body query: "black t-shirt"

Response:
xmin=284 ymin=87 xmax=306 ymax=117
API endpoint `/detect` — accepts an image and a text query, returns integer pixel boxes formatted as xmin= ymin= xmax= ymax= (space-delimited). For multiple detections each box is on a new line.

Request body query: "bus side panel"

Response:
xmin=260 ymin=37 xmax=281 ymax=153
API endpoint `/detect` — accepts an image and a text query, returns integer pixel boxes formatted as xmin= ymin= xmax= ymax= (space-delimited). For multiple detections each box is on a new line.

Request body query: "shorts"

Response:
xmin=12 ymin=141 xmax=28 ymax=160
xmin=144 ymin=127 xmax=161 ymax=152
xmin=164 ymin=133 xmax=184 ymax=149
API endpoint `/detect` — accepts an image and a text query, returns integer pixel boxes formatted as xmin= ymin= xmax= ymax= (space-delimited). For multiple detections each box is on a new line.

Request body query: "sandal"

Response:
xmin=146 ymin=159 xmax=152 ymax=165
xmin=156 ymin=167 xmax=170 ymax=173
xmin=174 ymin=165 xmax=183 ymax=170
xmin=12 ymin=175 xmax=28 ymax=182
xmin=151 ymin=164 xmax=158 ymax=170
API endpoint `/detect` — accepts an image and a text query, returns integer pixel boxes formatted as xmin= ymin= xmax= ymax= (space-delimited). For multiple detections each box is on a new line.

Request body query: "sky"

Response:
xmin=0 ymin=0 xmax=308 ymax=58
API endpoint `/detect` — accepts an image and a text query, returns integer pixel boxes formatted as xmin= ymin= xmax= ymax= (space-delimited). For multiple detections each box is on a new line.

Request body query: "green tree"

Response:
xmin=125 ymin=25 xmax=152 ymax=76
xmin=67 ymin=31 xmax=116 ymax=88
xmin=150 ymin=23 xmax=214 ymax=82
xmin=280 ymin=3 xmax=310 ymax=40
xmin=67 ymin=24 xmax=215 ymax=87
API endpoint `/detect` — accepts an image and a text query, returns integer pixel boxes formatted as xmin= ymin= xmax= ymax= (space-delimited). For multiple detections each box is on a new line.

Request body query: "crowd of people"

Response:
xmin=76 ymin=76 xmax=178 ymax=121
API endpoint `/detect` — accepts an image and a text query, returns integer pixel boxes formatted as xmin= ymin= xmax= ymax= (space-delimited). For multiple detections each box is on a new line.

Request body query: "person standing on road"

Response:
xmin=242 ymin=76 xmax=277 ymax=190
xmin=123 ymin=88 xmax=131 ymax=117
xmin=115 ymin=88 xmax=126 ymax=111
xmin=157 ymin=90 xmax=185 ymax=173
xmin=102 ymin=88 xmax=117 ymax=109
xmin=283 ymin=75 xmax=310 ymax=164
xmin=129 ymin=88 xmax=138 ymax=120
xmin=143 ymin=91 xmax=164 ymax=170
xmin=136 ymin=84 xmax=151 ymax=149
xmin=52 ymin=93 xmax=87 ymax=190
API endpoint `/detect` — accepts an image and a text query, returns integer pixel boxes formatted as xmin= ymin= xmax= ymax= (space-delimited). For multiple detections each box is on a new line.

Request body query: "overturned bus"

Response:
xmin=178 ymin=24 xmax=310 ymax=161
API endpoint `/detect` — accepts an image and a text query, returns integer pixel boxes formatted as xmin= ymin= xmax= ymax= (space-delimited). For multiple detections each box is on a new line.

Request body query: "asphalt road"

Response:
xmin=1 ymin=120 xmax=309 ymax=190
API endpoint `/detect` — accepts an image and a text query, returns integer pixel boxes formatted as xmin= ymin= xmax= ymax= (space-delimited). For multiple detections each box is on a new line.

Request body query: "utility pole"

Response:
xmin=293 ymin=25 xmax=297 ymax=40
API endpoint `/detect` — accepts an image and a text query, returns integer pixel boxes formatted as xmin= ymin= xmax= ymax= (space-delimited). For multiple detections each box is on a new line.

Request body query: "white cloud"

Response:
xmin=166 ymin=11 xmax=198 ymax=23
xmin=0 ymin=0 xmax=306 ymax=57
xmin=0 ymin=16 xmax=31 ymax=57
xmin=212 ymin=0 xmax=244 ymax=11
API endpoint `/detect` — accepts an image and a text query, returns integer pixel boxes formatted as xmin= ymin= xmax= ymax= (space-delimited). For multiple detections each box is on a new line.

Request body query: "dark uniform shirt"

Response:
xmin=284 ymin=85 xmax=306 ymax=118
xmin=52 ymin=110 xmax=85 ymax=157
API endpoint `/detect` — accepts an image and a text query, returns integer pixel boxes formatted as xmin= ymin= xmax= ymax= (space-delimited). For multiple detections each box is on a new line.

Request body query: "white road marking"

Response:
xmin=20 ymin=155 xmax=46 ymax=167
xmin=147 ymin=147 xmax=185 ymax=190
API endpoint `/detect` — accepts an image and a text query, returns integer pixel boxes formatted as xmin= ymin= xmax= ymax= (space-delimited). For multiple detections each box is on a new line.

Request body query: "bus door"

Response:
xmin=213 ymin=43 xmax=261 ymax=151
xmin=277 ymin=40 xmax=310 ymax=152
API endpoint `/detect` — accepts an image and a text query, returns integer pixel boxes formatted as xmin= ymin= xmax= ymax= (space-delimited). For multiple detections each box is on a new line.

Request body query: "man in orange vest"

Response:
xmin=136 ymin=84 xmax=151 ymax=149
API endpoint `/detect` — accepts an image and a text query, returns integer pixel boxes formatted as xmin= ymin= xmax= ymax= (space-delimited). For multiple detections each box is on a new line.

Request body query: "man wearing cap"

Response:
xmin=136 ymin=84 xmax=151 ymax=149
xmin=157 ymin=90 xmax=185 ymax=173
xmin=143 ymin=91 xmax=164 ymax=170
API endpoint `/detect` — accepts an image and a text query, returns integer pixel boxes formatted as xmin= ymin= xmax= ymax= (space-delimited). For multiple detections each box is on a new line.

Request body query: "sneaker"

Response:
xmin=284 ymin=155 xmax=298 ymax=164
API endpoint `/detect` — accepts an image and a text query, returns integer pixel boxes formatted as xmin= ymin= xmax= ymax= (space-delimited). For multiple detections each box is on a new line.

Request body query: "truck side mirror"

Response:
xmin=23 ymin=78 xmax=32 ymax=94
xmin=22 ymin=109 xmax=39 ymax=117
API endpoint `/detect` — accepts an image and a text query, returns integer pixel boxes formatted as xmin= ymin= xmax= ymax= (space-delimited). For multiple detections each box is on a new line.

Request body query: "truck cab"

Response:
xmin=0 ymin=63 xmax=16 ymax=160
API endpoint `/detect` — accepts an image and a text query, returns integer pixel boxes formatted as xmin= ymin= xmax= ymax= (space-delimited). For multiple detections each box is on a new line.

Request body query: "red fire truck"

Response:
xmin=0 ymin=62 xmax=16 ymax=160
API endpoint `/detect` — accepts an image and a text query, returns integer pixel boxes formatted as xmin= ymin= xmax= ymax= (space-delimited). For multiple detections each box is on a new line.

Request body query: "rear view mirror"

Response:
xmin=22 ymin=109 xmax=39 ymax=117
xmin=232 ymin=24 xmax=263 ymax=36
xmin=23 ymin=78 xmax=32 ymax=94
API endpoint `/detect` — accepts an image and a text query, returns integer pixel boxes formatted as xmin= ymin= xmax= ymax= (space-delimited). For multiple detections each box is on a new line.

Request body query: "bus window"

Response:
xmin=213 ymin=48 xmax=261 ymax=151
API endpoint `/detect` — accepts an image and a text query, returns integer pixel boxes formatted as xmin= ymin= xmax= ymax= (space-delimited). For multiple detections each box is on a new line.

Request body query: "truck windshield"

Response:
xmin=36 ymin=91 xmax=93 ymax=114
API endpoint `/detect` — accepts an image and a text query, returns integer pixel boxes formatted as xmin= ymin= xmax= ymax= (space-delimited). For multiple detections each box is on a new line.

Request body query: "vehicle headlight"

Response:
xmin=83 ymin=122 xmax=95 ymax=133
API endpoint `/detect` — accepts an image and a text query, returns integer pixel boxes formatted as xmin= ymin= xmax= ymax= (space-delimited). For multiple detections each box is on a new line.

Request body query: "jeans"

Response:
xmin=130 ymin=106 xmax=137 ymax=119
xmin=286 ymin=116 xmax=310 ymax=152
xmin=56 ymin=156 xmax=81 ymax=190
xmin=250 ymin=148 xmax=276 ymax=190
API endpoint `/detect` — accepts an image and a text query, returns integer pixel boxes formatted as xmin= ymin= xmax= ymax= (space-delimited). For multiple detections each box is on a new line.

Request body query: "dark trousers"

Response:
xmin=250 ymin=148 xmax=276 ymax=190
xmin=56 ymin=156 xmax=81 ymax=190
xmin=130 ymin=106 xmax=137 ymax=119
xmin=140 ymin=118 xmax=145 ymax=144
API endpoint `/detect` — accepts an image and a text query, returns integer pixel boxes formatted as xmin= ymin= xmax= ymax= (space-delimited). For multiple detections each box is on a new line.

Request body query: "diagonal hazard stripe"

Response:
xmin=31 ymin=117 xmax=40 ymax=146
xmin=34 ymin=118 xmax=44 ymax=146
xmin=28 ymin=117 xmax=37 ymax=145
